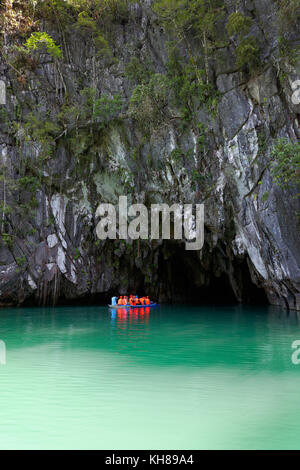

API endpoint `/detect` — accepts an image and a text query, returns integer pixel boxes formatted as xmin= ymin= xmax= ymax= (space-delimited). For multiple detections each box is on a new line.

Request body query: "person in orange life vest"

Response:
xmin=118 ymin=296 xmax=123 ymax=305
xmin=123 ymin=296 xmax=128 ymax=305
xmin=129 ymin=296 xmax=135 ymax=306
xmin=140 ymin=297 xmax=145 ymax=305
xmin=134 ymin=297 xmax=140 ymax=306
xmin=145 ymin=296 xmax=150 ymax=305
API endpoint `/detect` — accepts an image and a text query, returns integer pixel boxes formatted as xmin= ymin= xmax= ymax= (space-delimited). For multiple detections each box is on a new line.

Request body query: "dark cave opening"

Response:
xmin=156 ymin=242 xmax=269 ymax=306
xmin=22 ymin=242 xmax=269 ymax=308
xmin=237 ymin=259 xmax=269 ymax=306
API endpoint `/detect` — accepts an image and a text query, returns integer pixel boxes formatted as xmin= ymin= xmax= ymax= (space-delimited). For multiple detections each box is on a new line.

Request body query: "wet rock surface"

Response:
xmin=0 ymin=0 xmax=299 ymax=309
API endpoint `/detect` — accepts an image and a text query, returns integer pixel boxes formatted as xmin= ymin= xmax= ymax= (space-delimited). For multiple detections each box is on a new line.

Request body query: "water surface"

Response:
xmin=0 ymin=304 xmax=300 ymax=449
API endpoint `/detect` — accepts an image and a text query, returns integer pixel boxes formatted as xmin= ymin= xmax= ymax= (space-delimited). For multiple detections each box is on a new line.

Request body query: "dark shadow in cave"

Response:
xmin=237 ymin=259 xmax=269 ymax=306
xmin=22 ymin=242 xmax=269 ymax=307
xmin=157 ymin=242 xmax=269 ymax=306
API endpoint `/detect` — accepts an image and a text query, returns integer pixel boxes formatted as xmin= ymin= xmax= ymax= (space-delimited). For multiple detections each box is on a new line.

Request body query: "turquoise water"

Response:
xmin=0 ymin=303 xmax=300 ymax=450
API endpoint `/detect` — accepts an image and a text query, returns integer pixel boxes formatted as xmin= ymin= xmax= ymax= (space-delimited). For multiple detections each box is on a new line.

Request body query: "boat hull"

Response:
xmin=108 ymin=303 xmax=158 ymax=309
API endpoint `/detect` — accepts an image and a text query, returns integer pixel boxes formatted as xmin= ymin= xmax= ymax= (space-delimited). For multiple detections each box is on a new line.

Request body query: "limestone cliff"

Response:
xmin=0 ymin=0 xmax=299 ymax=309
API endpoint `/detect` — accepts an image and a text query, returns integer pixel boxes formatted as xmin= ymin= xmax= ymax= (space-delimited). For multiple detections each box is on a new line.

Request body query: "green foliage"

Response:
xmin=75 ymin=10 xmax=111 ymax=56
xmin=277 ymin=0 xmax=300 ymax=32
xmin=170 ymin=147 xmax=194 ymax=166
xmin=190 ymin=168 xmax=212 ymax=193
xmin=18 ymin=88 xmax=121 ymax=168
xmin=236 ymin=37 xmax=260 ymax=70
xmin=225 ymin=11 xmax=259 ymax=72
xmin=16 ymin=256 xmax=26 ymax=267
xmin=36 ymin=0 xmax=78 ymax=24
xmin=99 ymin=0 xmax=133 ymax=23
xmin=192 ymin=0 xmax=225 ymax=38
xmin=278 ymin=36 xmax=290 ymax=58
xmin=153 ymin=0 xmax=190 ymax=30
xmin=57 ymin=88 xmax=123 ymax=170
xmin=17 ymin=176 xmax=42 ymax=192
xmin=128 ymin=74 xmax=169 ymax=131
xmin=191 ymin=169 xmax=202 ymax=182
xmin=57 ymin=102 xmax=80 ymax=128
xmin=125 ymin=57 xmax=154 ymax=85
xmin=9 ymin=46 xmax=37 ymax=74
xmin=67 ymin=131 xmax=91 ymax=162
xmin=80 ymin=88 xmax=122 ymax=126
xmin=93 ymin=34 xmax=111 ymax=55
xmin=153 ymin=0 xmax=226 ymax=86
xmin=152 ymin=2 xmax=224 ymax=121
xmin=270 ymin=138 xmax=300 ymax=189
xmin=278 ymin=36 xmax=299 ymax=65
xmin=153 ymin=0 xmax=225 ymax=38
xmin=127 ymin=43 xmax=220 ymax=136
xmin=170 ymin=148 xmax=184 ymax=163
xmin=25 ymin=32 xmax=62 ymax=59
xmin=154 ymin=2 xmax=260 ymax=74
xmin=0 ymin=0 xmax=37 ymax=36
xmin=167 ymin=50 xmax=202 ymax=110
xmin=3 ymin=0 xmax=128 ymax=65
xmin=0 ymin=158 xmax=41 ymax=229
xmin=257 ymin=130 xmax=268 ymax=157
xmin=196 ymin=122 xmax=208 ymax=151
xmin=1 ymin=233 xmax=13 ymax=249
xmin=261 ymin=191 xmax=269 ymax=202
xmin=166 ymin=47 xmax=219 ymax=121
xmin=0 ymin=202 xmax=12 ymax=215
xmin=36 ymin=0 xmax=133 ymax=28
xmin=76 ymin=10 xmax=98 ymax=30
xmin=226 ymin=12 xmax=252 ymax=36
xmin=24 ymin=113 xmax=60 ymax=160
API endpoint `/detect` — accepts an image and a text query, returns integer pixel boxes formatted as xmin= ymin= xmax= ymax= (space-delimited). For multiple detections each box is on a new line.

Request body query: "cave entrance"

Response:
xmin=41 ymin=242 xmax=269 ymax=307
xmin=157 ymin=242 xmax=268 ymax=306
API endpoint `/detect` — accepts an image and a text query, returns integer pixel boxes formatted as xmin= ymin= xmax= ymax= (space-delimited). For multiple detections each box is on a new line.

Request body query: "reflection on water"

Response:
xmin=0 ymin=303 xmax=300 ymax=449
xmin=0 ymin=339 xmax=6 ymax=365
xmin=110 ymin=306 xmax=151 ymax=326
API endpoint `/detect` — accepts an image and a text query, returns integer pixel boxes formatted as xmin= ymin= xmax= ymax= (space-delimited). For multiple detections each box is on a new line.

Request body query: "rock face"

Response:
xmin=0 ymin=0 xmax=299 ymax=309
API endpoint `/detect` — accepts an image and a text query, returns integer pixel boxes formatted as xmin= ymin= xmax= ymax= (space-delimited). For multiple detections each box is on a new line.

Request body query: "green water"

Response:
xmin=0 ymin=303 xmax=300 ymax=450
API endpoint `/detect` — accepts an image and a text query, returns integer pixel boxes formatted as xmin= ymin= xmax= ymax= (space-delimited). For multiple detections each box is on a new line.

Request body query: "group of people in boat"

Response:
xmin=111 ymin=295 xmax=151 ymax=306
